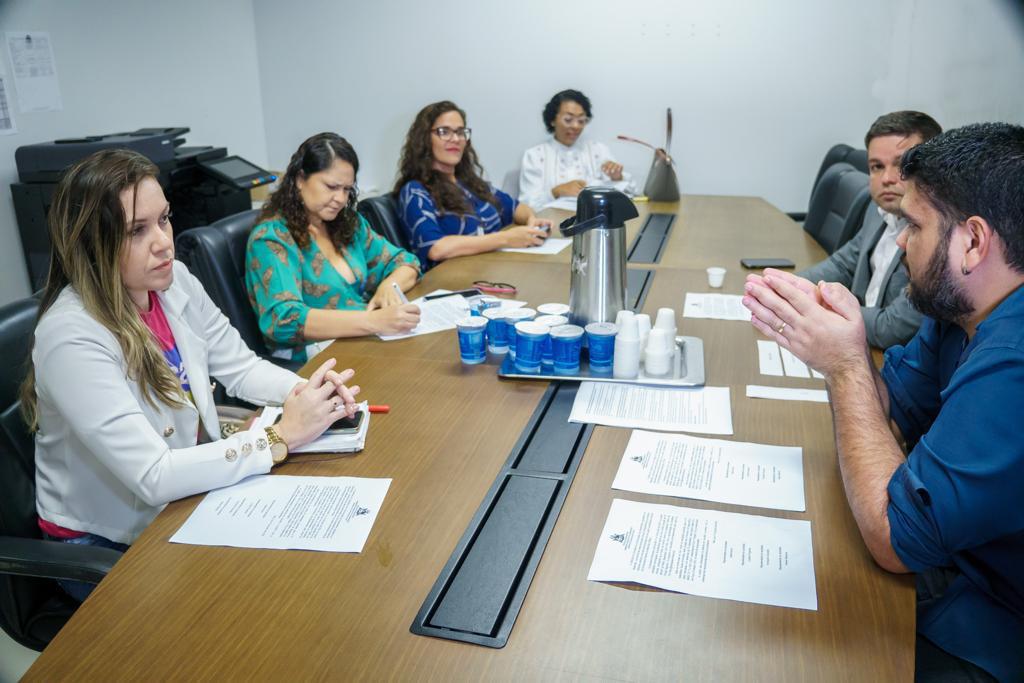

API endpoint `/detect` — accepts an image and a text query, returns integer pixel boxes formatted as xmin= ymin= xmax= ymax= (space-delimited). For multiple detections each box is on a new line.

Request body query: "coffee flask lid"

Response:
xmin=560 ymin=187 xmax=639 ymax=236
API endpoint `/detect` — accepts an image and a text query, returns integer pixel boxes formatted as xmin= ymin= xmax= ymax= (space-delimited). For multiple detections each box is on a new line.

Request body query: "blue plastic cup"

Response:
xmin=514 ymin=321 xmax=548 ymax=373
xmin=482 ymin=307 xmax=509 ymax=353
xmin=503 ymin=308 xmax=536 ymax=360
xmin=456 ymin=316 xmax=488 ymax=364
xmin=537 ymin=303 xmax=570 ymax=317
xmin=534 ymin=314 xmax=568 ymax=367
xmin=550 ymin=324 xmax=584 ymax=374
xmin=469 ymin=295 xmax=501 ymax=316
xmin=585 ymin=322 xmax=617 ymax=372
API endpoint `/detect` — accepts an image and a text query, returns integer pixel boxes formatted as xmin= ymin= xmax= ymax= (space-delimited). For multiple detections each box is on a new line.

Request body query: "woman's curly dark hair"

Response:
xmin=260 ymin=132 xmax=360 ymax=250
xmin=543 ymin=89 xmax=592 ymax=134
xmin=392 ymin=100 xmax=501 ymax=215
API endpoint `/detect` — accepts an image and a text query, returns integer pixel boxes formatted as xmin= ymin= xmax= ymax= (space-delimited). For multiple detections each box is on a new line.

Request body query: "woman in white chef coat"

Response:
xmin=518 ymin=89 xmax=636 ymax=209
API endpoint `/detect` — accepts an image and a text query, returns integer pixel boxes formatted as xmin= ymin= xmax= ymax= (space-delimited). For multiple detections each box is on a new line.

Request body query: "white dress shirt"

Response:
xmin=518 ymin=136 xmax=635 ymax=210
xmin=864 ymin=207 xmax=906 ymax=308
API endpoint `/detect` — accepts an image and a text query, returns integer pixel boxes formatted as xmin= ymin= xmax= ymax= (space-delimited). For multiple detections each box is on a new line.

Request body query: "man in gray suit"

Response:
xmin=801 ymin=111 xmax=942 ymax=348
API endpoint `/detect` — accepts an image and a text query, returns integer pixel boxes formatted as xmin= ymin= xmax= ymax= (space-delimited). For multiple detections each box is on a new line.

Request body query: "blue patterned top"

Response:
xmin=397 ymin=180 xmax=518 ymax=266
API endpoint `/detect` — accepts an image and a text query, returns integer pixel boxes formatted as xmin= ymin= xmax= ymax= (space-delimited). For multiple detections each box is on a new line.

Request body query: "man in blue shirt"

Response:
xmin=742 ymin=123 xmax=1024 ymax=682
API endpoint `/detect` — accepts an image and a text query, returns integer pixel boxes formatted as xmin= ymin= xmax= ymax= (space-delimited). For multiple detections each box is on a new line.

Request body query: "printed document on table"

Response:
xmin=170 ymin=475 xmax=391 ymax=553
xmin=570 ymin=381 xmax=733 ymax=435
xmin=588 ymin=498 xmax=817 ymax=610
xmin=757 ymin=340 xmax=823 ymax=379
xmin=612 ymin=430 xmax=805 ymax=511
xmin=683 ymin=293 xmax=752 ymax=321
xmin=747 ymin=385 xmax=829 ymax=403
xmin=541 ymin=196 xmax=578 ymax=211
xmin=500 ymin=237 xmax=571 ymax=255
xmin=377 ymin=295 xmax=469 ymax=340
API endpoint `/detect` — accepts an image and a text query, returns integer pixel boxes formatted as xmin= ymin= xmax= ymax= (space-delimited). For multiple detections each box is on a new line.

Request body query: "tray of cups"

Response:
xmin=496 ymin=334 xmax=705 ymax=387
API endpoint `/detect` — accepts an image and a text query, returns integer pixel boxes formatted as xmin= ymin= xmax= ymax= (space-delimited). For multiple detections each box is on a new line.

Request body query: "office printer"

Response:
xmin=11 ymin=127 xmax=277 ymax=290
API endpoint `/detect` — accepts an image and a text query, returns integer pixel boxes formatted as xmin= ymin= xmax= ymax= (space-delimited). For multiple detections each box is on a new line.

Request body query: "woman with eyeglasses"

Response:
xmin=246 ymin=133 xmax=422 ymax=364
xmin=518 ymin=89 xmax=636 ymax=210
xmin=395 ymin=100 xmax=552 ymax=267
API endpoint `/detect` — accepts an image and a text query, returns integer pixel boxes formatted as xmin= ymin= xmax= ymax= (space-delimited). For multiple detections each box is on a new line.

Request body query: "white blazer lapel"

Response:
xmin=158 ymin=284 xmax=217 ymax=436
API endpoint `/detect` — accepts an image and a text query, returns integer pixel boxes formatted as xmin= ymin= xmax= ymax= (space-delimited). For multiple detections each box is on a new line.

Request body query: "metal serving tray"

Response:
xmin=497 ymin=336 xmax=705 ymax=387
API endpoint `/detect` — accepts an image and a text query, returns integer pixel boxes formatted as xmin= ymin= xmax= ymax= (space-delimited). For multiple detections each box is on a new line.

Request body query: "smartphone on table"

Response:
xmin=740 ymin=258 xmax=796 ymax=269
xmin=326 ymin=411 xmax=364 ymax=435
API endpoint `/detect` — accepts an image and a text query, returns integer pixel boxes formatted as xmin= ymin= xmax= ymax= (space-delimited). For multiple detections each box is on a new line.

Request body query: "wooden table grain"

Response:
xmin=24 ymin=197 xmax=914 ymax=682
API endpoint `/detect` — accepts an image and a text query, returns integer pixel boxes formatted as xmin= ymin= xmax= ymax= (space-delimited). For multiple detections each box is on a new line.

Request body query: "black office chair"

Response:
xmin=176 ymin=208 xmax=268 ymax=357
xmin=802 ymin=162 xmax=871 ymax=255
xmin=357 ymin=194 xmax=411 ymax=252
xmin=0 ymin=296 xmax=121 ymax=652
xmin=789 ymin=143 xmax=870 ymax=222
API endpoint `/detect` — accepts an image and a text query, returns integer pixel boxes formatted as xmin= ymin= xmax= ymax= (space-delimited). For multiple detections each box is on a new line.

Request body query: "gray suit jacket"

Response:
xmin=799 ymin=201 xmax=922 ymax=348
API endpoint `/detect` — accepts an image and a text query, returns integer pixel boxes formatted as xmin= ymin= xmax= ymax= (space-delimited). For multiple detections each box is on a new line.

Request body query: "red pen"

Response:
xmin=369 ymin=405 xmax=390 ymax=414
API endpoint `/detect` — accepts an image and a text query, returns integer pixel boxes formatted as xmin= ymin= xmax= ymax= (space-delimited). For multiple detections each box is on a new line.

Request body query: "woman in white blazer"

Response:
xmin=22 ymin=149 xmax=360 ymax=601
xmin=518 ymin=89 xmax=636 ymax=210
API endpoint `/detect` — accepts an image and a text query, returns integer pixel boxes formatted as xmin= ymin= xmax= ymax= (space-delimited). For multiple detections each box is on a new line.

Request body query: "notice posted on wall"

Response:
xmin=6 ymin=32 xmax=62 ymax=112
xmin=170 ymin=475 xmax=391 ymax=553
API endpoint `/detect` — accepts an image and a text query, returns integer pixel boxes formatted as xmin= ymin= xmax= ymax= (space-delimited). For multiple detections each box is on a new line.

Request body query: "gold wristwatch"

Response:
xmin=264 ymin=425 xmax=289 ymax=465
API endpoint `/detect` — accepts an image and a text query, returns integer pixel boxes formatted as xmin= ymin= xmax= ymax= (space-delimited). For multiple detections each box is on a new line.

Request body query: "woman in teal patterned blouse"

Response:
xmin=246 ymin=133 xmax=422 ymax=363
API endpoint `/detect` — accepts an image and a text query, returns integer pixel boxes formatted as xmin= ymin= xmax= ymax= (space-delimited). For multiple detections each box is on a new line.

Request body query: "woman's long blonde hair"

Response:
xmin=21 ymin=149 xmax=186 ymax=430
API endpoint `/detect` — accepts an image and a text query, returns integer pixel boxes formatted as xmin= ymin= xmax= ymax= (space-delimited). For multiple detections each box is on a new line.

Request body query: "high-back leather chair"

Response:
xmin=803 ymin=162 xmax=872 ymax=255
xmin=175 ymin=209 xmax=267 ymax=356
xmin=790 ymin=143 xmax=870 ymax=222
xmin=0 ymin=296 xmax=120 ymax=651
xmin=357 ymin=194 xmax=411 ymax=252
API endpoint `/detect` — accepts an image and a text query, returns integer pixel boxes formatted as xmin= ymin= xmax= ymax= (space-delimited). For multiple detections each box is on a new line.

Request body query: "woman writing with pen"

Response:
xmin=246 ymin=133 xmax=422 ymax=364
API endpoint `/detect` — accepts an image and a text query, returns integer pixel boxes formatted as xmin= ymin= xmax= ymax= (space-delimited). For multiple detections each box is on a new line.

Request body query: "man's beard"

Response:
xmin=906 ymin=230 xmax=974 ymax=323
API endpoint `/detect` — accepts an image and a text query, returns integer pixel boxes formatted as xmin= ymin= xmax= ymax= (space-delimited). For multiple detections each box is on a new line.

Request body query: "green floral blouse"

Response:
xmin=245 ymin=215 xmax=421 ymax=362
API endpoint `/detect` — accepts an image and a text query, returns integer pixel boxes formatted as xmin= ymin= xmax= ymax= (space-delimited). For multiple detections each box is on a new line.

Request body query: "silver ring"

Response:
xmin=776 ymin=321 xmax=787 ymax=334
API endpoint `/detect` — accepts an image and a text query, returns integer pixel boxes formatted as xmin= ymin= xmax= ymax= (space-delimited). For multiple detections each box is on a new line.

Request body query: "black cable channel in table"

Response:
xmin=627 ymin=212 xmax=676 ymax=264
xmin=410 ymin=380 xmax=594 ymax=648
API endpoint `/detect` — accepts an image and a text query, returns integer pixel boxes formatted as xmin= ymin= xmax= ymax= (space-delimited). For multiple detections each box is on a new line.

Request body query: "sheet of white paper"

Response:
xmin=588 ymin=498 xmax=817 ymax=610
xmin=499 ymin=237 xmax=571 ymax=255
xmin=811 ymin=369 xmax=825 ymax=379
xmin=612 ymin=430 xmax=805 ymax=511
xmin=570 ymin=381 xmax=733 ymax=435
xmin=255 ymin=402 xmax=370 ymax=454
xmin=6 ymin=32 xmax=62 ymax=112
xmin=746 ymin=385 xmax=829 ymax=403
xmin=757 ymin=340 xmax=784 ymax=376
xmin=541 ymin=196 xmax=578 ymax=211
xmin=779 ymin=347 xmax=811 ymax=378
xmin=0 ymin=68 xmax=16 ymax=135
xmin=683 ymin=293 xmax=752 ymax=321
xmin=169 ymin=475 xmax=391 ymax=552
xmin=378 ymin=295 xmax=469 ymax=340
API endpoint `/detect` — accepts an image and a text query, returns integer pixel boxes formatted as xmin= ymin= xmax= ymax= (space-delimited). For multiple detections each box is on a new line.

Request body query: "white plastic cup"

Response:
xmin=537 ymin=303 xmax=570 ymax=317
xmin=635 ymin=313 xmax=652 ymax=354
xmin=654 ymin=308 xmax=677 ymax=338
xmin=615 ymin=309 xmax=635 ymax=328
xmin=707 ymin=266 xmax=726 ymax=288
xmin=613 ymin=315 xmax=641 ymax=379
xmin=644 ymin=328 xmax=674 ymax=377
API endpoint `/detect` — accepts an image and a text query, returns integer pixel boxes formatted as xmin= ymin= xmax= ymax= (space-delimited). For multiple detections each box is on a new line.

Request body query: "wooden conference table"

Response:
xmin=26 ymin=195 xmax=914 ymax=681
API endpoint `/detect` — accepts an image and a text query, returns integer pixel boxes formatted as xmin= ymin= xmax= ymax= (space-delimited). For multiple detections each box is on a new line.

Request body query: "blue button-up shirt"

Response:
xmin=883 ymin=284 xmax=1024 ymax=681
xmin=398 ymin=180 xmax=517 ymax=267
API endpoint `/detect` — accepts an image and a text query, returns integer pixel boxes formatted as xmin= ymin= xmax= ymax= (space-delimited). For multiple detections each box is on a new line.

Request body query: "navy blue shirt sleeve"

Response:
xmin=887 ymin=346 xmax=1024 ymax=571
xmin=882 ymin=317 xmax=944 ymax=446
xmin=493 ymin=185 xmax=518 ymax=226
xmin=398 ymin=181 xmax=443 ymax=265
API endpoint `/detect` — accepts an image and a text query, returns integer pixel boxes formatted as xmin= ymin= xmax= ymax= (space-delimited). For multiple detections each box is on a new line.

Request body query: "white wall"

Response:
xmin=0 ymin=0 xmax=1021 ymax=305
xmin=252 ymin=0 xmax=1024 ymax=209
xmin=0 ymin=0 xmax=269 ymax=304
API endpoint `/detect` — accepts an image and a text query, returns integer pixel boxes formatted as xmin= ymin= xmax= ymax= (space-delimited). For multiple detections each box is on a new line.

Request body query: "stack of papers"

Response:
xmin=683 ymin=293 xmax=752 ymax=321
xmin=255 ymin=402 xmax=370 ymax=454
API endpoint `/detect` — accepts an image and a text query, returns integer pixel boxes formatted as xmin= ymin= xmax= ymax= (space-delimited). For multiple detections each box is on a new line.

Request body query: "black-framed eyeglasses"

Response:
xmin=432 ymin=126 xmax=472 ymax=142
